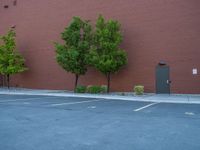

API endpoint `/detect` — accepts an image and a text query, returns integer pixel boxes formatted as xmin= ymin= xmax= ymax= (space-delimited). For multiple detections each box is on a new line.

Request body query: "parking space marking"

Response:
xmin=185 ymin=112 xmax=195 ymax=116
xmin=88 ymin=106 xmax=96 ymax=109
xmin=0 ymin=97 xmax=54 ymax=103
xmin=49 ymin=99 xmax=101 ymax=107
xmin=133 ymin=102 xmax=160 ymax=112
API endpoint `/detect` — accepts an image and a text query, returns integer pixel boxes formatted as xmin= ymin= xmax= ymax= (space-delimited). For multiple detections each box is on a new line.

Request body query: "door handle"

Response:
xmin=167 ymin=80 xmax=171 ymax=84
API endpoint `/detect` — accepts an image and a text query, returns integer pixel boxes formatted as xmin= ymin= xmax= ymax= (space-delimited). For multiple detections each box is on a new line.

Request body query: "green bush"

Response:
xmin=86 ymin=85 xmax=107 ymax=94
xmin=75 ymin=85 xmax=87 ymax=93
xmin=134 ymin=85 xmax=144 ymax=95
xmin=100 ymin=85 xmax=107 ymax=93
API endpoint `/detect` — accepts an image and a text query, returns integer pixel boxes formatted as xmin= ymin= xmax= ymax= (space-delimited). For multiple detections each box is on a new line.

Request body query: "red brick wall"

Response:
xmin=0 ymin=0 xmax=200 ymax=93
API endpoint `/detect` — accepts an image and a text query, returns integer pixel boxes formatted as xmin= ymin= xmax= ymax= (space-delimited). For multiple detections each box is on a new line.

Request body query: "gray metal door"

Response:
xmin=156 ymin=66 xmax=170 ymax=94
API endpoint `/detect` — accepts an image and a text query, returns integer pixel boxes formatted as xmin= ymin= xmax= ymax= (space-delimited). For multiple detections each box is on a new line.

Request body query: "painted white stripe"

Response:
xmin=0 ymin=97 xmax=54 ymax=103
xmin=185 ymin=112 xmax=195 ymax=115
xmin=50 ymin=99 xmax=101 ymax=106
xmin=133 ymin=102 xmax=159 ymax=112
xmin=88 ymin=106 xmax=96 ymax=109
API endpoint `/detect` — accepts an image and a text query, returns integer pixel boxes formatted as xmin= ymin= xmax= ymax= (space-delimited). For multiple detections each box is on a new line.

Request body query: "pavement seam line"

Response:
xmin=49 ymin=99 xmax=101 ymax=106
xmin=133 ymin=102 xmax=160 ymax=112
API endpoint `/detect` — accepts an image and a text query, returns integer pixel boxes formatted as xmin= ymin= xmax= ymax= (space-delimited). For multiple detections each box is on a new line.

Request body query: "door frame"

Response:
xmin=155 ymin=64 xmax=171 ymax=94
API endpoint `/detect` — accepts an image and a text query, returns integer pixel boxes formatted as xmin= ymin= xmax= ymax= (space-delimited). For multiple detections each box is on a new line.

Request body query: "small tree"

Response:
xmin=55 ymin=17 xmax=92 ymax=91
xmin=0 ymin=30 xmax=27 ymax=88
xmin=88 ymin=15 xmax=127 ymax=93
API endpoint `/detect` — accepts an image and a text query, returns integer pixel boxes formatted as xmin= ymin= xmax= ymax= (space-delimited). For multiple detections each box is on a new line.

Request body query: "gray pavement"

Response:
xmin=0 ymin=93 xmax=200 ymax=150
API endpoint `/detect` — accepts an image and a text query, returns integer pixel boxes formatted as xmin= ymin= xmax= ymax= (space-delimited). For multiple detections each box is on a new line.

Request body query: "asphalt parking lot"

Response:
xmin=0 ymin=94 xmax=200 ymax=150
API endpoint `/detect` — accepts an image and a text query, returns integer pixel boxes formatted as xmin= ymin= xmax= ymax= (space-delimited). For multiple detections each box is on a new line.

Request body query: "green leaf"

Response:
xmin=54 ymin=17 xmax=93 ymax=76
xmin=0 ymin=30 xmax=27 ymax=76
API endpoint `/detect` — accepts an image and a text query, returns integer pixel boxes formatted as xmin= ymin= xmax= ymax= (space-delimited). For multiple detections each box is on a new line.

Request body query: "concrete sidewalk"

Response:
xmin=0 ymin=88 xmax=200 ymax=104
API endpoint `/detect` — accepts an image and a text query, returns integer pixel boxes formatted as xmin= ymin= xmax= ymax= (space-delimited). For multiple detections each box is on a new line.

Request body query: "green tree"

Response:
xmin=0 ymin=30 xmax=27 ymax=88
xmin=55 ymin=17 xmax=92 ymax=91
xmin=88 ymin=15 xmax=127 ymax=93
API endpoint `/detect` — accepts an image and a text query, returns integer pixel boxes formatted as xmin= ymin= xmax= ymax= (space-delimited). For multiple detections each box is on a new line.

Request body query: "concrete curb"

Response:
xmin=0 ymin=89 xmax=200 ymax=104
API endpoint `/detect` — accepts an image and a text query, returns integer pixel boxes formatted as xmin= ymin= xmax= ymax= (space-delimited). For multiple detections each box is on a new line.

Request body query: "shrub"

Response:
xmin=100 ymin=85 xmax=108 ymax=93
xmin=86 ymin=85 xmax=107 ymax=94
xmin=134 ymin=85 xmax=144 ymax=95
xmin=87 ymin=85 xmax=102 ymax=94
xmin=75 ymin=85 xmax=87 ymax=93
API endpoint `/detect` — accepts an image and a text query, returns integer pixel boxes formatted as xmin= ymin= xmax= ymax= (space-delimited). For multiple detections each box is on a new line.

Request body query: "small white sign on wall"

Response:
xmin=192 ymin=68 xmax=197 ymax=75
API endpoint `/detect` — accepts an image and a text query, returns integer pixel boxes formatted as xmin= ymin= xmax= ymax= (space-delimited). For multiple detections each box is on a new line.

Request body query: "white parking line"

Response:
xmin=133 ymin=102 xmax=160 ymax=112
xmin=185 ymin=112 xmax=195 ymax=115
xmin=88 ymin=106 xmax=96 ymax=109
xmin=50 ymin=99 xmax=101 ymax=107
xmin=0 ymin=97 xmax=54 ymax=103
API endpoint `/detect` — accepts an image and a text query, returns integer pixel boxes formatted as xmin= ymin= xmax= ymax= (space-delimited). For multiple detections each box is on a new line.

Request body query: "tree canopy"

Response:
xmin=55 ymin=17 xmax=93 ymax=90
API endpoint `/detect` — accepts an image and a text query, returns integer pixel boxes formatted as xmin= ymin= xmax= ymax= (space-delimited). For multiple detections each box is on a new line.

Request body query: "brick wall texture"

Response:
xmin=0 ymin=0 xmax=200 ymax=93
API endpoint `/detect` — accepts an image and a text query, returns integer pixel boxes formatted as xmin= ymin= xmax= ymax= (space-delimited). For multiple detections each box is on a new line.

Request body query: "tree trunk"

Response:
xmin=74 ymin=74 xmax=79 ymax=92
xmin=107 ymin=72 xmax=111 ymax=93
xmin=2 ymin=75 xmax=6 ymax=87
xmin=7 ymin=74 xmax=10 ymax=89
